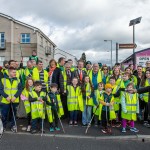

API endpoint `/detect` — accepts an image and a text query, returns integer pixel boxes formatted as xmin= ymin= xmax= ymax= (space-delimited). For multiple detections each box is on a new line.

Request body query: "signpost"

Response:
xmin=119 ymin=43 xmax=137 ymax=49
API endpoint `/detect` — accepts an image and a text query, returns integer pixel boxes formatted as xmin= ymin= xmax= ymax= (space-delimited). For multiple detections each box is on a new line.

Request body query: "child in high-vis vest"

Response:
xmin=46 ymin=83 xmax=64 ymax=132
xmin=94 ymin=82 xmax=104 ymax=127
xmin=29 ymin=81 xmax=47 ymax=134
xmin=81 ymin=76 xmax=95 ymax=127
xmin=109 ymin=76 xmax=121 ymax=127
xmin=99 ymin=83 xmax=116 ymax=134
xmin=121 ymin=83 xmax=139 ymax=133
xmin=21 ymin=78 xmax=34 ymax=132
xmin=67 ymin=77 xmax=83 ymax=126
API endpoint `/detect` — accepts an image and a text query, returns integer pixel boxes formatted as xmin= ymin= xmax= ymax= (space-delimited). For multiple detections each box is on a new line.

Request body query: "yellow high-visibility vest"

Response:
xmin=1 ymin=78 xmax=20 ymax=104
xmin=67 ymin=85 xmax=83 ymax=111
xmin=121 ymin=92 xmax=138 ymax=121
xmin=46 ymin=94 xmax=64 ymax=123
xmin=99 ymin=93 xmax=116 ymax=120
xmin=29 ymin=91 xmax=46 ymax=119
xmin=143 ymin=79 xmax=150 ymax=103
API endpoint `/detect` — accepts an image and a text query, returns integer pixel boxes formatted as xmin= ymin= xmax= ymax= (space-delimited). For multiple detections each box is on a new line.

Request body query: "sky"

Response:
xmin=0 ymin=0 xmax=150 ymax=65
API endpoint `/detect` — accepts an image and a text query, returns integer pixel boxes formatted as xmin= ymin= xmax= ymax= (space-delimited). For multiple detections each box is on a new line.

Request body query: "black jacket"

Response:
xmin=46 ymin=67 xmax=64 ymax=92
xmin=137 ymin=86 xmax=150 ymax=115
xmin=72 ymin=69 xmax=87 ymax=85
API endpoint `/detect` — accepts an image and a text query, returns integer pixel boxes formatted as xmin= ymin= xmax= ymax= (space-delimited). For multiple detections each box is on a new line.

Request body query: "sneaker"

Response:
xmin=50 ymin=127 xmax=54 ymax=132
xmin=82 ymin=124 xmax=87 ymax=127
xmin=101 ymin=129 xmax=107 ymax=134
xmin=115 ymin=122 xmax=121 ymax=128
xmin=11 ymin=126 xmax=17 ymax=133
xmin=31 ymin=129 xmax=37 ymax=134
xmin=55 ymin=127 xmax=60 ymax=131
xmin=26 ymin=125 xmax=31 ymax=132
xmin=69 ymin=121 xmax=73 ymax=126
xmin=111 ymin=123 xmax=115 ymax=128
xmin=143 ymin=121 xmax=148 ymax=126
xmin=74 ymin=121 xmax=78 ymax=126
xmin=122 ymin=128 xmax=126 ymax=133
xmin=130 ymin=127 xmax=139 ymax=133
xmin=146 ymin=124 xmax=150 ymax=128
xmin=107 ymin=128 xmax=112 ymax=134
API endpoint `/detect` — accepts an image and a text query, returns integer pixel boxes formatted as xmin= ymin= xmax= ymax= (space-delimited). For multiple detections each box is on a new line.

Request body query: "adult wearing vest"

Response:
xmin=61 ymin=63 xmax=74 ymax=119
xmin=46 ymin=59 xmax=64 ymax=92
xmin=89 ymin=63 xmax=102 ymax=90
xmin=67 ymin=59 xmax=77 ymax=72
xmin=72 ymin=60 xmax=87 ymax=86
xmin=101 ymin=66 xmax=109 ymax=84
xmin=24 ymin=60 xmax=34 ymax=79
xmin=57 ymin=57 xmax=66 ymax=73
xmin=139 ymin=69 xmax=150 ymax=127
xmin=85 ymin=61 xmax=92 ymax=75
xmin=0 ymin=67 xmax=22 ymax=132
xmin=32 ymin=60 xmax=48 ymax=92
xmin=29 ymin=50 xmax=39 ymax=63
xmin=107 ymin=67 xmax=122 ymax=85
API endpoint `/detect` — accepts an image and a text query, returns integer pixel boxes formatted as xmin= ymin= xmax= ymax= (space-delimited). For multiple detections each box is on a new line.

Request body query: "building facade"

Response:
xmin=121 ymin=48 xmax=150 ymax=69
xmin=0 ymin=13 xmax=56 ymax=67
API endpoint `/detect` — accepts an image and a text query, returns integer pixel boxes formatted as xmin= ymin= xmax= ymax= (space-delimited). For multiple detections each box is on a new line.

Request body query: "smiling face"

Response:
xmin=146 ymin=70 xmax=150 ymax=79
xmin=98 ymin=83 xmax=104 ymax=91
xmin=72 ymin=78 xmax=78 ymax=85
xmin=84 ymin=76 xmax=90 ymax=83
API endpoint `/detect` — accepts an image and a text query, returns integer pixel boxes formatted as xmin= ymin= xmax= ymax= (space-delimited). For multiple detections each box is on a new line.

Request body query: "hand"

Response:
xmin=106 ymin=103 xmax=110 ymax=106
xmin=11 ymin=97 xmax=16 ymax=102
xmin=64 ymin=90 xmax=66 ymax=93
xmin=40 ymin=99 xmax=44 ymax=103
xmin=38 ymin=97 xmax=42 ymax=101
xmin=6 ymin=97 xmax=11 ymax=102
xmin=87 ymin=96 xmax=91 ymax=99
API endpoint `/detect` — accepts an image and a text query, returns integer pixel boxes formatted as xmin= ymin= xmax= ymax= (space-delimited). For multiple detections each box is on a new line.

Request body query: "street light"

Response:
xmin=104 ymin=40 xmax=112 ymax=68
xmin=129 ymin=17 xmax=142 ymax=66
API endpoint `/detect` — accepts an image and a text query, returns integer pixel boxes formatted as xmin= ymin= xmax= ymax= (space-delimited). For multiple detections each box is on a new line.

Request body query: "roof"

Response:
xmin=0 ymin=12 xmax=56 ymax=47
xmin=122 ymin=47 xmax=150 ymax=63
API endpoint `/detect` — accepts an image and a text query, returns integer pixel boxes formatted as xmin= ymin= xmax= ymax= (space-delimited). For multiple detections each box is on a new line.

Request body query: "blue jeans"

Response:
xmin=70 ymin=111 xmax=78 ymax=122
xmin=1 ymin=103 xmax=18 ymax=128
xmin=31 ymin=118 xmax=42 ymax=130
xmin=82 ymin=102 xmax=92 ymax=125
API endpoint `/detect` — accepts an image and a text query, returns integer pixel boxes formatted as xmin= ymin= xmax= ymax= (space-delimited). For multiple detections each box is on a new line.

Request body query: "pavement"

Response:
xmin=0 ymin=133 xmax=150 ymax=150
xmin=2 ymin=118 xmax=150 ymax=140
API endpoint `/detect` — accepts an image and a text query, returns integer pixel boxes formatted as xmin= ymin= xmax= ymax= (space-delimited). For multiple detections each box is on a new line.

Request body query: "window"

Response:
xmin=40 ymin=36 xmax=43 ymax=47
xmin=0 ymin=32 xmax=5 ymax=48
xmin=21 ymin=33 xmax=30 ymax=43
xmin=0 ymin=56 xmax=5 ymax=66
xmin=23 ymin=57 xmax=29 ymax=66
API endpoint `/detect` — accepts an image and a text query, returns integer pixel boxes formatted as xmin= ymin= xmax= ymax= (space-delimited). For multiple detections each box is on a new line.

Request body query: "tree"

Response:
xmin=80 ymin=52 xmax=86 ymax=67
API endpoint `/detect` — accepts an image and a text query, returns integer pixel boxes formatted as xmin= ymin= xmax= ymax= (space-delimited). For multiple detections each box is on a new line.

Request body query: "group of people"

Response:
xmin=0 ymin=50 xmax=150 ymax=134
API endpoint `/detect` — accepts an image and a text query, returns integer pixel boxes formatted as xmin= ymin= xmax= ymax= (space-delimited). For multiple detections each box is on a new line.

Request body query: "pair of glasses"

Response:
xmin=103 ymin=68 xmax=108 ymax=70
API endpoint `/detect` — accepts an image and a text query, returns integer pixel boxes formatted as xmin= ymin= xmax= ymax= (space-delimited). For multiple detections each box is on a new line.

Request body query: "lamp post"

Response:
xmin=129 ymin=17 xmax=142 ymax=67
xmin=104 ymin=40 xmax=112 ymax=68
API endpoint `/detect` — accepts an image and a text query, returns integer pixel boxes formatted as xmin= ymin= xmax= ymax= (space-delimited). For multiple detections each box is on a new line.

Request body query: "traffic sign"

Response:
xmin=119 ymin=43 xmax=137 ymax=49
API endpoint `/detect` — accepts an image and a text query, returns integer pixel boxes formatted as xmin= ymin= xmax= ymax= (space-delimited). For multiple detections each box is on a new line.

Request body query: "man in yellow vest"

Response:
xmin=24 ymin=60 xmax=34 ymax=79
xmin=61 ymin=63 xmax=74 ymax=119
xmin=32 ymin=60 xmax=48 ymax=92
xmin=89 ymin=63 xmax=102 ymax=90
xmin=0 ymin=67 xmax=22 ymax=132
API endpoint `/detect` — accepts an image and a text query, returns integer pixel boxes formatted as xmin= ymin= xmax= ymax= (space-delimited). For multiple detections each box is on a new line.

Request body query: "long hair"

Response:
xmin=25 ymin=77 xmax=34 ymax=91
xmin=140 ymin=69 xmax=150 ymax=87
xmin=81 ymin=75 xmax=94 ymax=94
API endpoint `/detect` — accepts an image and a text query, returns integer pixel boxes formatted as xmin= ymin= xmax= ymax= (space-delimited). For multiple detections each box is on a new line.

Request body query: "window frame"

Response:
xmin=21 ymin=33 xmax=31 ymax=44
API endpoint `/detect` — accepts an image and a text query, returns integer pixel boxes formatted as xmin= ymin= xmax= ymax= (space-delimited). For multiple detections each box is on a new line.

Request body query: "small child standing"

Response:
xmin=94 ymin=82 xmax=104 ymax=127
xmin=46 ymin=83 xmax=64 ymax=132
xmin=99 ymin=83 xmax=116 ymax=134
xmin=21 ymin=78 xmax=34 ymax=132
xmin=121 ymin=83 xmax=139 ymax=133
xmin=67 ymin=77 xmax=83 ymax=126
xmin=81 ymin=76 xmax=95 ymax=127
xmin=29 ymin=81 xmax=46 ymax=134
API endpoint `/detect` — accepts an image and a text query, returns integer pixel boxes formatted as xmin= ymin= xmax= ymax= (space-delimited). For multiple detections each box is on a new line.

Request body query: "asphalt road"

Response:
xmin=0 ymin=133 xmax=150 ymax=150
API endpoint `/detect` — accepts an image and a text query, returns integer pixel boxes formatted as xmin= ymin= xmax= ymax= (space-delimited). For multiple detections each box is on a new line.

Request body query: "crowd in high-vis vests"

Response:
xmin=0 ymin=50 xmax=150 ymax=135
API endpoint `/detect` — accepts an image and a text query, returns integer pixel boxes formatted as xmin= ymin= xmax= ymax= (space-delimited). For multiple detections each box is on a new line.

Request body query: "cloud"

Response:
xmin=0 ymin=0 xmax=150 ymax=65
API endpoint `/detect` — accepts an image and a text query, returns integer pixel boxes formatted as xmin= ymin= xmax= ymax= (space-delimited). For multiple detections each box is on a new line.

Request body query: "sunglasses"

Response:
xmin=103 ymin=68 xmax=108 ymax=70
